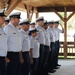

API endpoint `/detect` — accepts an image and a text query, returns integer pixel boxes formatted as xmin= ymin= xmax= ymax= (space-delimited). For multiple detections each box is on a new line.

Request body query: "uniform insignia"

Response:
xmin=4 ymin=33 xmax=6 ymax=35
xmin=13 ymin=33 xmax=16 ymax=34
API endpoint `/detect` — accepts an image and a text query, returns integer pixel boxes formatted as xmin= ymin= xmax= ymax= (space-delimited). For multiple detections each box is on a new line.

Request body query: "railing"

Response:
xmin=59 ymin=42 xmax=75 ymax=58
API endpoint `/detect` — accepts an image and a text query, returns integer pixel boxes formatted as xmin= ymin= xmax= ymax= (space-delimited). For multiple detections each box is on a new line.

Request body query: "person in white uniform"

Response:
xmin=19 ymin=19 xmax=30 ymax=75
xmin=29 ymin=28 xmax=40 ymax=75
xmin=4 ymin=17 xmax=9 ymax=26
xmin=47 ymin=21 xmax=56 ymax=73
xmin=4 ymin=12 xmax=22 ymax=75
xmin=54 ymin=21 xmax=64 ymax=67
xmin=74 ymin=33 xmax=75 ymax=47
xmin=0 ymin=9 xmax=7 ymax=75
xmin=30 ymin=22 xmax=35 ymax=28
xmin=43 ymin=20 xmax=51 ymax=75
xmin=35 ymin=16 xmax=45 ymax=75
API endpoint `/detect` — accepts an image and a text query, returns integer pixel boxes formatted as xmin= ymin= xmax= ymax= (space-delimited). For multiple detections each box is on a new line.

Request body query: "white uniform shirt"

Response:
xmin=42 ymin=28 xmax=46 ymax=45
xmin=20 ymin=29 xmax=30 ymax=52
xmin=53 ymin=28 xmax=62 ymax=40
xmin=47 ymin=27 xmax=56 ymax=42
xmin=57 ymin=28 xmax=62 ymax=40
xmin=0 ymin=28 xmax=7 ymax=56
xmin=30 ymin=36 xmax=40 ymax=58
xmin=74 ymin=33 xmax=75 ymax=38
xmin=53 ymin=28 xmax=59 ymax=41
xmin=43 ymin=28 xmax=50 ymax=46
xmin=45 ymin=30 xmax=51 ymax=46
xmin=4 ymin=22 xmax=22 ymax=52
xmin=35 ymin=25 xmax=45 ymax=45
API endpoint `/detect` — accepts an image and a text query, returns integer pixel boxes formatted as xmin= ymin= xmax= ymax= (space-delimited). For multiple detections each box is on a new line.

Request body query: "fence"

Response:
xmin=59 ymin=42 xmax=75 ymax=58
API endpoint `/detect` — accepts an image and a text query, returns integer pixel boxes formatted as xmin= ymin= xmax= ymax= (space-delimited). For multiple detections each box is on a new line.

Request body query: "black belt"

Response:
xmin=55 ymin=40 xmax=59 ymax=42
xmin=0 ymin=56 xmax=5 ymax=58
xmin=44 ymin=45 xmax=49 ymax=47
xmin=22 ymin=51 xmax=29 ymax=53
xmin=8 ymin=52 xmax=19 ymax=54
xmin=51 ymin=42 xmax=55 ymax=44
xmin=40 ymin=44 xmax=45 ymax=46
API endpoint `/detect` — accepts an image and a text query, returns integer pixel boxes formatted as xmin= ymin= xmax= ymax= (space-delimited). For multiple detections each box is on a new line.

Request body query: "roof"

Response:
xmin=22 ymin=0 xmax=75 ymax=7
xmin=0 ymin=0 xmax=75 ymax=15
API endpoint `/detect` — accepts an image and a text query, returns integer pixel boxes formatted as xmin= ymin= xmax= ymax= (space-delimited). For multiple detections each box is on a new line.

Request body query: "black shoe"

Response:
xmin=54 ymin=66 xmax=60 ymax=69
xmin=48 ymin=73 xmax=51 ymax=75
xmin=57 ymin=64 xmax=61 ymax=66
xmin=48 ymin=69 xmax=56 ymax=73
xmin=52 ymin=69 xmax=56 ymax=72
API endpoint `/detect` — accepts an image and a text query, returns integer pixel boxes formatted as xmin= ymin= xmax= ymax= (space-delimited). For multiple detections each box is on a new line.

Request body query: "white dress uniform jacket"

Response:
xmin=20 ymin=29 xmax=30 ymax=52
xmin=35 ymin=25 xmax=45 ymax=45
xmin=4 ymin=22 xmax=22 ymax=52
xmin=30 ymin=36 xmax=40 ymax=58
xmin=0 ymin=28 xmax=7 ymax=56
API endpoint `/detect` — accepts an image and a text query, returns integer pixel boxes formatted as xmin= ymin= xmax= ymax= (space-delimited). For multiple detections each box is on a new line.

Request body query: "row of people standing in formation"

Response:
xmin=0 ymin=9 xmax=64 ymax=75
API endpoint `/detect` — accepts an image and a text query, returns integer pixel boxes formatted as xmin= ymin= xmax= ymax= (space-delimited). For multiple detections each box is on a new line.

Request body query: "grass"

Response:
xmin=58 ymin=56 xmax=75 ymax=59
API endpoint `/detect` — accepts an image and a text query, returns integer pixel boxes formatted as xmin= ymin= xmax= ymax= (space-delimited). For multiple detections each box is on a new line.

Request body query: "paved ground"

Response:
xmin=48 ymin=59 xmax=75 ymax=75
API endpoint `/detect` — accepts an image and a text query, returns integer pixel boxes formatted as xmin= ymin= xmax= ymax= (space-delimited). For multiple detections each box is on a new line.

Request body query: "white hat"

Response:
xmin=9 ymin=12 xmax=21 ymax=19
xmin=5 ymin=17 xmax=9 ymax=22
xmin=47 ymin=21 xmax=54 ymax=24
xmin=44 ymin=20 xmax=48 ymax=25
xmin=0 ymin=9 xmax=6 ymax=17
xmin=30 ymin=21 xmax=35 ymax=25
xmin=19 ymin=19 xmax=30 ymax=25
xmin=36 ymin=16 xmax=44 ymax=22
xmin=29 ymin=28 xmax=38 ymax=35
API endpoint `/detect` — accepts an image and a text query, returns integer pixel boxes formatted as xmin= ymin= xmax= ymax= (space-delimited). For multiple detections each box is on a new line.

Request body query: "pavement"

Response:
xmin=48 ymin=59 xmax=75 ymax=75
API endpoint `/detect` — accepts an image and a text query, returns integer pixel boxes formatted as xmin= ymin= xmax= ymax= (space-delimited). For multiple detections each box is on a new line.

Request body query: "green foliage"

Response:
xmin=59 ymin=12 xmax=75 ymax=30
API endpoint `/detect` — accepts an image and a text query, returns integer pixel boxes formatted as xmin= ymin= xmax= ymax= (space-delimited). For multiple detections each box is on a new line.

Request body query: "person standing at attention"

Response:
xmin=0 ymin=9 xmax=7 ymax=75
xmin=54 ymin=21 xmax=64 ymax=67
xmin=35 ymin=16 xmax=45 ymax=75
xmin=29 ymin=28 xmax=40 ymax=75
xmin=4 ymin=12 xmax=22 ymax=75
xmin=19 ymin=19 xmax=30 ymax=75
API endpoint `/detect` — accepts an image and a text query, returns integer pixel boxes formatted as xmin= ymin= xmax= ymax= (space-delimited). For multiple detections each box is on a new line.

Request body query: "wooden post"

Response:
xmin=51 ymin=9 xmax=64 ymax=22
xmin=34 ymin=7 xmax=39 ymax=18
xmin=25 ymin=5 xmax=34 ymax=21
xmin=66 ymin=11 xmax=75 ymax=21
xmin=26 ymin=5 xmax=30 ymax=19
xmin=51 ymin=8 xmax=68 ymax=58
xmin=50 ymin=9 xmax=67 ymax=58
xmin=52 ymin=8 xmax=75 ymax=58
xmin=0 ymin=0 xmax=4 ymax=9
xmin=5 ymin=0 xmax=22 ymax=16
xmin=36 ymin=12 xmax=39 ymax=18
xmin=64 ymin=7 xmax=67 ymax=59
